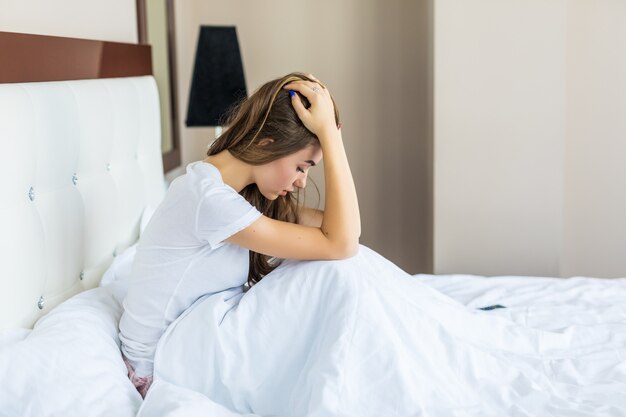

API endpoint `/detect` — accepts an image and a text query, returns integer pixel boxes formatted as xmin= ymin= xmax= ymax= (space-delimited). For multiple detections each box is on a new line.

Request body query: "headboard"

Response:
xmin=0 ymin=32 xmax=166 ymax=330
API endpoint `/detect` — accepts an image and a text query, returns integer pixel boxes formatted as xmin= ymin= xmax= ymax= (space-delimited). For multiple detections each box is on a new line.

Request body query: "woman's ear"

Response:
xmin=258 ymin=138 xmax=274 ymax=147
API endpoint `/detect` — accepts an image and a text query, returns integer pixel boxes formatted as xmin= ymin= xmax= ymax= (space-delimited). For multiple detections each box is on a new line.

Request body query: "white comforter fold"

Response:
xmin=139 ymin=245 xmax=626 ymax=417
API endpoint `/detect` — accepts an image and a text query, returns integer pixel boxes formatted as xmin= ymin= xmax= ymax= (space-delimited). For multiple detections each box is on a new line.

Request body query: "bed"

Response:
xmin=1 ymin=32 xmax=626 ymax=417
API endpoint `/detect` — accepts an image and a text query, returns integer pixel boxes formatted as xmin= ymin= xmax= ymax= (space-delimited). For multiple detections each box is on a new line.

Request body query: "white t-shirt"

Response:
xmin=119 ymin=161 xmax=262 ymax=377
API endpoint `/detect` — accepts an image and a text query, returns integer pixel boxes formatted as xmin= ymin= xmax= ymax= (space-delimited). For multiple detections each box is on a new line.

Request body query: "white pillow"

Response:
xmin=99 ymin=203 xmax=154 ymax=302
xmin=0 ymin=286 xmax=141 ymax=417
xmin=99 ymin=242 xmax=136 ymax=305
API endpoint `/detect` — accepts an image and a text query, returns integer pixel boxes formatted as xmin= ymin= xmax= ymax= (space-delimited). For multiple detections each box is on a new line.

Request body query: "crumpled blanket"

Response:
xmin=138 ymin=245 xmax=626 ymax=417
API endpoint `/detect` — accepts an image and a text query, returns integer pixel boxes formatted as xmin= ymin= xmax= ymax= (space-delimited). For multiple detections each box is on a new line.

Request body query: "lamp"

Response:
xmin=185 ymin=25 xmax=247 ymax=141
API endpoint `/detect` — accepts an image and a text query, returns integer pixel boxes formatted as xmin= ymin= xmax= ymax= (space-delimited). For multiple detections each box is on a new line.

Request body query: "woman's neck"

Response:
xmin=203 ymin=150 xmax=253 ymax=192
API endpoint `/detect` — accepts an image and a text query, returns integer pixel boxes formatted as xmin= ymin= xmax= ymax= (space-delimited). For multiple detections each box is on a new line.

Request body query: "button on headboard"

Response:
xmin=0 ymin=75 xmax=166 ymax=330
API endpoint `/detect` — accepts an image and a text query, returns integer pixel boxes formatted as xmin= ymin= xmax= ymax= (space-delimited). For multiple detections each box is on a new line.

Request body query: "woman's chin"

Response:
xmin=261 ymin=191 xmax=280 ymax=200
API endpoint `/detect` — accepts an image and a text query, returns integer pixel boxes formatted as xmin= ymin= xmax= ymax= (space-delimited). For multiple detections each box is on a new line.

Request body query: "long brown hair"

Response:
xmin=207 ymin=72 xmax=340 ymax=287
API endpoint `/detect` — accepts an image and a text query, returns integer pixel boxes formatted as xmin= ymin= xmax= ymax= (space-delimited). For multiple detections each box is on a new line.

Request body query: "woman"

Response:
xmin=124 ymin=73 xmax=626 ymax=416
xmin=119 ymin=72 xmax=358 ymax=397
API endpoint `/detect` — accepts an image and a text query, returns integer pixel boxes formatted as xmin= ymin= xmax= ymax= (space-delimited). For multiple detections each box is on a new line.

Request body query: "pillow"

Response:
xmin=100 ymin=243 xmax=136 ymax=305
xmin=0 ymin=285 xmax=142 ymax=417
xmin=99 ymin=203 xmax=155 ymax=302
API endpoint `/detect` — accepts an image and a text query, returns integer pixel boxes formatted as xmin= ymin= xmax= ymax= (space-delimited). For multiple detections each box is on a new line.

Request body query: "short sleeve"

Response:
xmin=194 ymin=185 xmax=262 ymax=249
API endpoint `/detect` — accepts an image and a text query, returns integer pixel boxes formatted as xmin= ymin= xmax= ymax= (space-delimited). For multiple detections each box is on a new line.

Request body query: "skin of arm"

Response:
xmin=316 ymin=128 xmax=361 ymax=254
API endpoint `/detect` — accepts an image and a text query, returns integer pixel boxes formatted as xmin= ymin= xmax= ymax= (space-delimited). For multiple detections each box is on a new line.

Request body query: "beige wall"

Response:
xmin=169 ymin=0 xmax=431 ymax=273
xmin=0 ymin=0 xmax=136 ymax=43
xmin=434 ymin=0 xmax=566 ymax=277
xmin=562 ymin=0 xmax=626 ymax=278
xmin=434 ymin=0 xmax=626 ymax=278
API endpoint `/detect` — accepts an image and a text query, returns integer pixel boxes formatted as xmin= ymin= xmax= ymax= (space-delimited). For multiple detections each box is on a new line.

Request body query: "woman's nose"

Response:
xmin=293 ymin=176 xmax=307 ymax=189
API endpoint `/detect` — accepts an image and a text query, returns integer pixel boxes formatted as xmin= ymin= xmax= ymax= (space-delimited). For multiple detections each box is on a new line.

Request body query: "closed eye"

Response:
xmin=297 ymin=167 xmax=305 ymax=173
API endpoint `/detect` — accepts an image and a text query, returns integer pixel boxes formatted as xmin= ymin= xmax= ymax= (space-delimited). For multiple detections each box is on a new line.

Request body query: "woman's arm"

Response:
xmin=315 ymin=127 xmax=361 ymax=253
xmin=226 ymin=78 xmax=361 ymax=260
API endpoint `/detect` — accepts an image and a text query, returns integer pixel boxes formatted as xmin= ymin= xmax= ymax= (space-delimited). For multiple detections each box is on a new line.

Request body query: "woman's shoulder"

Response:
xmin=186 ymin=160 xmax=222 ymax=182
xmin=173 ymin=161 xmax=252 ymax=215
xmin=170 ymin=161 xmax=228 ymax=194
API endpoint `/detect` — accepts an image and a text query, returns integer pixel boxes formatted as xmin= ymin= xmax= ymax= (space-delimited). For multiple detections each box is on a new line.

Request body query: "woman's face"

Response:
xmin=254 ymin=144 xmax=323 ymax=200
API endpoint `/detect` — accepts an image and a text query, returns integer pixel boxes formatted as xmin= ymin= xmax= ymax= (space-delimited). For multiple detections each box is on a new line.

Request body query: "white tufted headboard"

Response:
xmin=0 ymin=71 xmax=166 ymax=330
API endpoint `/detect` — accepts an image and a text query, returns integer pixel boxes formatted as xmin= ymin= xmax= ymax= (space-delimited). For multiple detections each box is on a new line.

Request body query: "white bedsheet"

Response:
xmin=138 ymin=245 xmax=626 ymax=417
xmin=418 ymin=273 xmax=626 ymax=332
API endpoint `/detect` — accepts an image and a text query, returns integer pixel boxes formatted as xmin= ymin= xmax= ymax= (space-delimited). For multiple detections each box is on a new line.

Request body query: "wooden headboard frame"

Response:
xmin=0 ymin=31 xmax=165 ymax=330
xmin=0 ymin=31 xmax=152 ymax=83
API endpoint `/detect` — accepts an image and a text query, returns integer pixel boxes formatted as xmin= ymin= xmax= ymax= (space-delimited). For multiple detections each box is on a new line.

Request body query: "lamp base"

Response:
xmin=207 ymin=126 xmax=223 ymax=149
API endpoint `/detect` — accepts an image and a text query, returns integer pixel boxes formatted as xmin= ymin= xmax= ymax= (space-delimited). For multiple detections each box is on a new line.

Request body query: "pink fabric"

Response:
xmin=122 ymin=354 xmax=153 ymax=399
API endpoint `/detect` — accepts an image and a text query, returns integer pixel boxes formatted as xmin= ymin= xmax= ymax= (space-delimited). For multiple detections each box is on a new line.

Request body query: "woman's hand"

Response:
xmin=283 ymin=75 xmax=337 ymax=140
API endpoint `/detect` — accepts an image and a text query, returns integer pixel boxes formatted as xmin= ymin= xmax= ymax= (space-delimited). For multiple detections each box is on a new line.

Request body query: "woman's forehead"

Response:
xmin=300 ymin=144 xmax=323 ymax=162
xmin=280 ymin=145 xmax=322 ymax=165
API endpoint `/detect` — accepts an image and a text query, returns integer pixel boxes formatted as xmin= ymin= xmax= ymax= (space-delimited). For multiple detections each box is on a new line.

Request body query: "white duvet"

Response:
xmin=138 ymin=245 xmax=626 ymax=417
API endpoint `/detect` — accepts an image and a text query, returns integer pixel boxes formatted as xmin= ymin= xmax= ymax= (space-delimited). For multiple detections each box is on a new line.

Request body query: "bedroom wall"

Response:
xmin=434 ymin=0 xmax=566 ymax=277
xmin=168 ymin=0 xmax=432 ymax=274
xmin=434 ymin=0 xmax=626 ymax=278
xmin=0 ymin=0 xmax=137 ymax=43
xmin=561 ymin=0 xmax=626 ymax=278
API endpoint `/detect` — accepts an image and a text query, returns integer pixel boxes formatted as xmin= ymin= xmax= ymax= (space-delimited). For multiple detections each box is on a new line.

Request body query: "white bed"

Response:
xmin=4 ymin=246 xmax=625 ymax=417
xmin=1 ymin=33 xmax=625 ymax=417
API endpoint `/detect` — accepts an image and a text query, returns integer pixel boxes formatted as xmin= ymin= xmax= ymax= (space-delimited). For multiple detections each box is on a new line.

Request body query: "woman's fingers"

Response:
xmin=288 ymin=89 xmax=308 ymax=120
xmin=307 ymin=74 xmax=327 ymax=89
xmin=283 ymin=80 xmax=325 ymax=98
xmin=284 ymin=76 xmax=335 ymax=136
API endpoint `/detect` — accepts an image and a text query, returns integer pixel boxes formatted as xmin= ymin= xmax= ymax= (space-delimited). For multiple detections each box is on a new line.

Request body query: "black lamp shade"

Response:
xmin=185 ymin=26 xmax=247 ymax=127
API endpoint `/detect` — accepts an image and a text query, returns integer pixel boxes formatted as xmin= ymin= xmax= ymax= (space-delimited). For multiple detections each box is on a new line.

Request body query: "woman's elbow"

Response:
xmin=333 ymin=238 xmax=360 ymax=259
